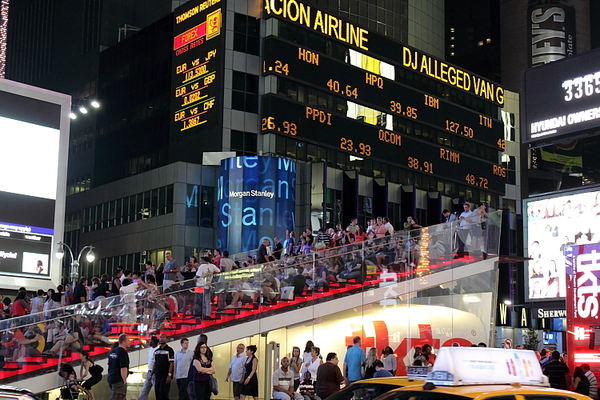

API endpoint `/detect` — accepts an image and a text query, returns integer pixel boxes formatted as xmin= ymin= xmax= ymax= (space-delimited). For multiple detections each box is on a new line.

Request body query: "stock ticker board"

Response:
xmin=171 ymin=0 xmax=223 ymax=136
xmin=261 ymin=1 xmax=506 ymax=193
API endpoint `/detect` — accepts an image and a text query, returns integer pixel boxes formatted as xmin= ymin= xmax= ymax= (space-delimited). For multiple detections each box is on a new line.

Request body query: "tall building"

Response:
xmin=3 ymin=0 xmax=509 ymax=278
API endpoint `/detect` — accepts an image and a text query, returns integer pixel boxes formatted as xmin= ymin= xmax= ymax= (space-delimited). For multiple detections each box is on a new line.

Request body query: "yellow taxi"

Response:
xmin=373 ymin=347 xmax=590 ymax=400
xmin=327 ymin=376 xmax=426 ymax=400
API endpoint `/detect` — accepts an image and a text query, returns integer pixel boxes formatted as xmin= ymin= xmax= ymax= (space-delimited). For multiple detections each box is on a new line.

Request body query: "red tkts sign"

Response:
xmin=566 ymin=243 xmax=600 ymax=373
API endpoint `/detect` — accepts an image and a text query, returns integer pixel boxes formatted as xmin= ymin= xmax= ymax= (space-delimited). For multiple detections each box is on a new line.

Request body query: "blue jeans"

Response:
xmin=137 ymin=373 xmax=155 ymax=400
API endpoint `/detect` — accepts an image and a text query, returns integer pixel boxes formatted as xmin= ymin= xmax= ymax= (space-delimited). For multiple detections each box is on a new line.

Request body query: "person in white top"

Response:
xmin=384 ymin=217 xmax=394 ymax=236
xmin=380 ymin=346 xmax=397 ymax=375
xmin=174 ymin=338 xmax=194 ymax=400
xmin=220 ymin=251 xmax=236 ymax=272
xmin=300 ymin=347 xmax=323 ymax=382
xmin=457 ymin=203 xmax=476 ymax=256
xmin=226 ymin=343 xmax=247 ymax=400
xmin=30 ymin=290 xmax=45 ymax=321
xmin=273 ymin=357 xmax=304 ymax=400
xmin=138 ymin=336 xmax=159 ymax=400
xmin=194 ymin=257 xmax=220 ymax=319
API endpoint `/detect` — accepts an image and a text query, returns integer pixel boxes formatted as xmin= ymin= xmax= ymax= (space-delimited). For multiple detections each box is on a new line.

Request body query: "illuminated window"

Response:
xmin=477 ymin=41 xmax=484 ymax=47
xmin=450 ymin=52 xmax=455 ymax=57
xmin=450 ymin=44 xmax=455 ymax=48
xmin=450 ymin=36 xmax=455 ymax=41
xmin=486 ymin=38 xmax=492 ymax=43
xmin=450 ymin=28 xmax=455 ymax=33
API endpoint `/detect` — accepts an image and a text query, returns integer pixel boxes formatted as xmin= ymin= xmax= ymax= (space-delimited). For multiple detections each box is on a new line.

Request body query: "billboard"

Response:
xmin=525 ymin=187 xmax=600 ymax=301
xmin=522 ymin=47 xmax=600 ymax=145
xmin=217 ymin=156 xmax=296 ymax=254
xmin=566 ymin=242 xmax=600 ymax=374
xmin=170 ymin=0 xmax=225 ymax=156
xmin=528 ymin=4 xmax=576 ymax=68
xmin=0 ymin=79 xmax=70 ymax=289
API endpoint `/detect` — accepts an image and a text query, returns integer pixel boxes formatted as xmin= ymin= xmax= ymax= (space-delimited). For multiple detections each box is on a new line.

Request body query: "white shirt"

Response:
xmin=120 ymin=281 xmax=139 ymax=304
xmin=381 ymin=354 xmax=397 ymax=372
xmin=174 ymin=348 xmax=193 ymax=379
xmin=229 ymin=352 xmax=246 ymax=382
xmin=385 ymin=222 xmax=394 ymax=235
xmin=31 ymin=297 xmax=44 ymax=314
xmin=148 ymin=346 xmax=158 ymax=371
xmin=220 ymin=257 xmax=236 ymax=272
xmin=459 ymin=210 xmax=475 ymax=229
xmin=300 ymin=356 xmax=321 ymax=381
xmin=195 ymin=262 xmax=220 ymax=288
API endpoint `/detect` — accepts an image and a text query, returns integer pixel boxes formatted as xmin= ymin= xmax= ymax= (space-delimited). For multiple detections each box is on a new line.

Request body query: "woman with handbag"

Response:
xmin=189 ymin=341 xmax=216 ymax=400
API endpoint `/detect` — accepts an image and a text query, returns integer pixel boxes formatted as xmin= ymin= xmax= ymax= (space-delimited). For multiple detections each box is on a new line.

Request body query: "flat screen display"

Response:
xmin=523 ymin=47 xmax=600 ymax=144
xmin=0 ymin=80 xmax=68 ymax=284
xmin=525 ymin=187 xmax=600 ymax=300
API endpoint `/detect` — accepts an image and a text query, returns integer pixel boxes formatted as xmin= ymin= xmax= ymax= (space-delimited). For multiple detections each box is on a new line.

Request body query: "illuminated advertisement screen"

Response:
xmin=217 ymin=156 xmax=296 ymax=254
xmin=170 ymin=0 xmax=224 ymax=139
xmin=524 ymin=187 xmax=600 ymax=300
xmin=0 ymin=81 xmax=69 ymax=283
xmin=566 ymin=243 xmax=600 ymax=371
xmin=523 ymin=47 xmax=600 ymax=144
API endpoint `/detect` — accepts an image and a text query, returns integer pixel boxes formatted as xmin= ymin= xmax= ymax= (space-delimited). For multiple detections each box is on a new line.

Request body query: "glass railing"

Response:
xmin=0 ymin=211 xmax=502 ymax=386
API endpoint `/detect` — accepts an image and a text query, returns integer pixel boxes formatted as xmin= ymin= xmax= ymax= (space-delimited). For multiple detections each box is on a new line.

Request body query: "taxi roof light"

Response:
xmin=425 ymin=347 xmax=549 ymax=387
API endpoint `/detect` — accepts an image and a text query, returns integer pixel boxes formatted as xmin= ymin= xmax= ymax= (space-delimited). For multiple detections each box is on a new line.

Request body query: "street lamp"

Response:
xmin=56 ymin=242 xmax=96 ymax=286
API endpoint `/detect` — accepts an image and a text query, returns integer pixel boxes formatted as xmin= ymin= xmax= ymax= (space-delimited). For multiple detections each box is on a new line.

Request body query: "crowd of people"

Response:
xmin=103 ymin=334 xmax=394 ymax=400
xmin=536 ymin=348 xmax=598 ymax=397
xmin=0 ymin=207 xmax=496 ymax=399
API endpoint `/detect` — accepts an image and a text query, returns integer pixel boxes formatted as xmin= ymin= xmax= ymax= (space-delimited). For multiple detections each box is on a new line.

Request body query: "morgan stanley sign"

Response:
xmin=217 ymin=156 xmax=296 ymax=254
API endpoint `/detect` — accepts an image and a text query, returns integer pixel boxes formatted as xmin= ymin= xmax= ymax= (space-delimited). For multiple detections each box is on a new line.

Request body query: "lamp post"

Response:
xmin=56 ymin=242 xmax=95 ymax=286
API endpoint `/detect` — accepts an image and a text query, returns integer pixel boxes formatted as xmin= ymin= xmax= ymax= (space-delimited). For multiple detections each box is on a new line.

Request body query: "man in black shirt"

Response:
xmin=108 ymin=334 xmax=130 ymax=400
xmin=272 ymin=237 xmax=284 ymax=260
xmin=257 ymin=239 xmax=271 ymax=263
xmin=72 ymin=277 xmax=87 ymax=304
xmin=152 ymin=333 xmax=175 ymax=400
xmin=543 ymin=350 xmax=570 ymax=390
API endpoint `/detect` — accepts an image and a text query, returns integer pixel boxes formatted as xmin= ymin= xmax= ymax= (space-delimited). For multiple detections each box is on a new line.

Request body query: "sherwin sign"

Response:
xmin=217 ymin=156 xmax=296 ymax=254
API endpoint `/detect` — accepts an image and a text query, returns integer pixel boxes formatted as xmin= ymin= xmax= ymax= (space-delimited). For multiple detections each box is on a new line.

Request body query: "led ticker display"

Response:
xmin=171 ymin=0 xmax=223 ymax=136
xmin=261 ymin=95 xmax=506 ymax=194
xmin=262 ymin=37 xmax=505 ymax=151
xmin=523 ymin=47 xmax=600 ymax=144
xmin=263 ymin=0 xmax=504 ymax=106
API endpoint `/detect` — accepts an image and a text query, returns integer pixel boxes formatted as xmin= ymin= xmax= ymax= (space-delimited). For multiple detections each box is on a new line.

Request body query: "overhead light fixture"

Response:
xmin=86 ymin=248 xmax=96 ymax=263
xmin=90 ymin=100 xmax=100 ymax=108
xmin=56 ymin=243 xmax=65 ymax=260
xmin=69 ymin=112 xmax=77 ymax=119
xmin=79 ymin=106 xmax=88 ymax=114
xmin=56 ymin=242 xmax=96 ymax=286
